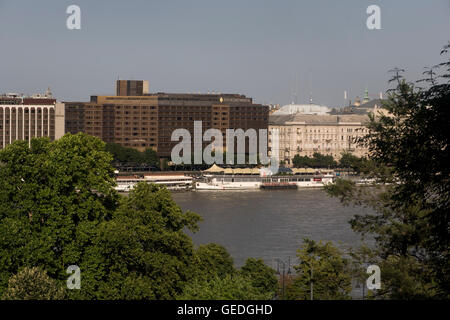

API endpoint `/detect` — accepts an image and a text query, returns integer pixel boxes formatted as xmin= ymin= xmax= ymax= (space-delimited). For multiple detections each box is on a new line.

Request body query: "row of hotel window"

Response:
xmin=87 ymin=105 xmax=264 ymax=111
xmin=277 ymin=135 xmax=362 ymax=140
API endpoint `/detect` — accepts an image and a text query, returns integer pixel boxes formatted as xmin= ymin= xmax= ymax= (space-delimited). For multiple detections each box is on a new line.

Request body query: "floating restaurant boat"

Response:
xmin=115 ymin=174 xmax=193 ymax=192
xmin=194 ymin=174 xmax=334 ymax=190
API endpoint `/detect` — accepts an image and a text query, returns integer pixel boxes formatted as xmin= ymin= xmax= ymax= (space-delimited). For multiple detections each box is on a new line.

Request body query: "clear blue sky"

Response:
xmin=0 ymin=0 xmax=449 ymax=106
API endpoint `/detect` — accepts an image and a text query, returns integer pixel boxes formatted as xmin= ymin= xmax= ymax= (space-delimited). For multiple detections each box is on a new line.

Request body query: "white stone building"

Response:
xmin=269 ymin=113 xmax=370 ymax=166
xmin=0 ymin=92 xmax=65 ymax=149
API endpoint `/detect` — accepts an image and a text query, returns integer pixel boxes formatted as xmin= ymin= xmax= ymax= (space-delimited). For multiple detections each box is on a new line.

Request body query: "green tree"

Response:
xmin=2 ymin=267 xmax=66 ymax=300
xmin=105 ymin=142 xmax=159 ymax=167
xmin=312 ymin=153 xmax=337 ymax=168
xmin=193 ymin=243 xmax=235 ymax=280
xmin=292 ymin=154 xmax=310 ymax=168
xmin=285 ymin=239 xmax=352 ymax=300
xmin=292 ymin=153 xmax=337 ymax=168
xmin=0 ymin=133 xmax=202 ymax=300
xmin=377 ymin=255 xmax=438 ymax=299
xmin=324 ymin=44 xmax=450 ymax=298
xmin=72 ymin=182 xmax=201 ymax=299
xmin=142 ymin=148 xmax=159 ymax=167
xmin=0 ymin=133 xmax=118 ymax=293
xmin=177 ymin=274 xmax=273 ymax=300
xmin=240 ymin=258 xmax=278 ymax=297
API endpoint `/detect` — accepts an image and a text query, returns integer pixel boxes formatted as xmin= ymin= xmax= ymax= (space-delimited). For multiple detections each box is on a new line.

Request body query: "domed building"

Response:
xmin=272 ymin=103 xmax=331 ymax=115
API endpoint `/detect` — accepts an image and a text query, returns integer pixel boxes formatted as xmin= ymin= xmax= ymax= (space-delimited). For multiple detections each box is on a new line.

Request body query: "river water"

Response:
xmin=172 ymin=189 xmax=374 ymax=269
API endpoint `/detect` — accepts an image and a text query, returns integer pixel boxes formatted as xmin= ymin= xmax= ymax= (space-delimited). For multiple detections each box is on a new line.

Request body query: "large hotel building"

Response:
xmin=65 ymin=80 xmax=269 ymax=158
xmin=0 ymin=91 xmax=65 ymax=149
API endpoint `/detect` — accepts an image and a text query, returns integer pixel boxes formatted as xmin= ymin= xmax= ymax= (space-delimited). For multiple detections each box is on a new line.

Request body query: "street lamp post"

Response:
xmin=356 ymin=278 xmax=366 ymax=300
xmin=310 ymin=264 xmax=313 ymax=300
xmin=276 ymin=257 xmax=291 ymax=299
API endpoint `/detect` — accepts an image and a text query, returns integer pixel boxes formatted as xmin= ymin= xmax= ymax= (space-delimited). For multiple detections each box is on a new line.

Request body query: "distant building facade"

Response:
xmin=65 ymin=81 xmax=269 ymax=158
xmin=0 ymin=91 xmax=65 ymax=149
xmin=330 ymin=99 xmax=387 ymax=116
xmin=269 ymin=113 xmax=370 ymax=165
xmin=116 ymin=80 xmax=149 ymax=96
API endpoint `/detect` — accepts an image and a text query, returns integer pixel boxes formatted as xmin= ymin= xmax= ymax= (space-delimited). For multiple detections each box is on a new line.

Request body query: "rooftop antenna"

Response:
xmin=46 ymin=86 xmax=53 ymax=98
xmin=290 ymin=73 xmax=299 ymax=105
xmin=290 ymin=77 xmax=293 ymax=104
xmin=309 ymin=91 xmax=313 ymax=104
xmin=344 ymin=90 xmax=349 ymax=109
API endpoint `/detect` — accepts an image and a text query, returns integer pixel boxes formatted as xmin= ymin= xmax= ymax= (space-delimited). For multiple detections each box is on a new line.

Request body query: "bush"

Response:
xmin=2 ymin=267 xmax=65 ymax=300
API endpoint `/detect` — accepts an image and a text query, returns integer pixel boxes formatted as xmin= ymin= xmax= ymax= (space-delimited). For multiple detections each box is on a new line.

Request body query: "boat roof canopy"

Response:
xmin=203 ymin=164 xmax=225 ymax=173
xmin=203 ymin=165 xmax=331 ymax=175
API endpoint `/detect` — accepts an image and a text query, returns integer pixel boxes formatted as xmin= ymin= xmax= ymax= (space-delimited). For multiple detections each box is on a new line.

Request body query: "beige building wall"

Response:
xmin=54 ymin=102 xmax=65 ymax=140
xmin=269 ymin=114 xmax=370 ymax=166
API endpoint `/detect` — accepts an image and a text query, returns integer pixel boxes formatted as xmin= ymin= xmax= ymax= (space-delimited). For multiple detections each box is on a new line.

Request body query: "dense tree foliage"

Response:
xmin=177 ymin=274 xmax=274 ymax=300
xmin=2 ymin=267 xmax=66 ymax=300
xmin=325 ymin=44 xmax=450 ymax=299
xmin=292 ymin=153 xmax=337 ymax=168
xmin=105 ymin=142 xmax=159 ymax=168
xmin=178 ymin=246 xmax=278 ymax=299
xmin=0 ymin=134 xmax=200 ymax=299
xmin=193 ymin=243 xmax=235 ymax=279
xmin=0 ymin=132 xmax=278 ymax=300
xmin=71 ymin=182 xmax=201 ymax=299
xmin=240 ymin=258 xmax=278 ymax=297
xmin=285 ymin=239 xmax=352 ymax=300
xmin=0 ymin=133 xmax=117 ymax=291
xmin=338 ymin=152 xmax=370 ymax=173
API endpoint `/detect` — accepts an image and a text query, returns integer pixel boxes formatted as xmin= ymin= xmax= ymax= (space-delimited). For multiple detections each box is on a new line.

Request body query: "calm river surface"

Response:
xmin=172 ymin=189 xmax=374 ymax=269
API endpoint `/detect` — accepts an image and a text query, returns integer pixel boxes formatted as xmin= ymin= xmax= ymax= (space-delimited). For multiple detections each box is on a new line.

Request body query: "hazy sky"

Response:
xmin=0 ymin=0 xmax=449 ymax=106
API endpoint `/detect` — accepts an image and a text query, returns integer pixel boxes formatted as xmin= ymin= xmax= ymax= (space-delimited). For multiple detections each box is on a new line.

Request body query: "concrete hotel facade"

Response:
xmin=0 ymin=95 xmax=65 ymax=149
xmin=116 ymin=80 xmax=149 ymax=96
xmin=269 ymin=114 xmax=370 ymax=165
xmin=65 ymin=81 xmax=269 ymax=158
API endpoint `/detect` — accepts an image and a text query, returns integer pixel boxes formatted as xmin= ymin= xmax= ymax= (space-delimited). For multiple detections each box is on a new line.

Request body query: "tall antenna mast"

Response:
xmin=290 ymin=73 xmax=298 ymax=104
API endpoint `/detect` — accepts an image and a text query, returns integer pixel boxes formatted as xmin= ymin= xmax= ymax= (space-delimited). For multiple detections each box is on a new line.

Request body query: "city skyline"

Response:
xmin=1 ymin=0 xmax=450 ymax=106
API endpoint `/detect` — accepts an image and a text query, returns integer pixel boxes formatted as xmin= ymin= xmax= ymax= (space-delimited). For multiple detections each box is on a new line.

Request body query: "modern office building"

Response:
xmin=0 ymin=91 xmax=65 ymax=149
xmin=65 ymin=81 xmax=269 ymax=158
xmin=269 ymin=113 xmax=370 ymax=165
